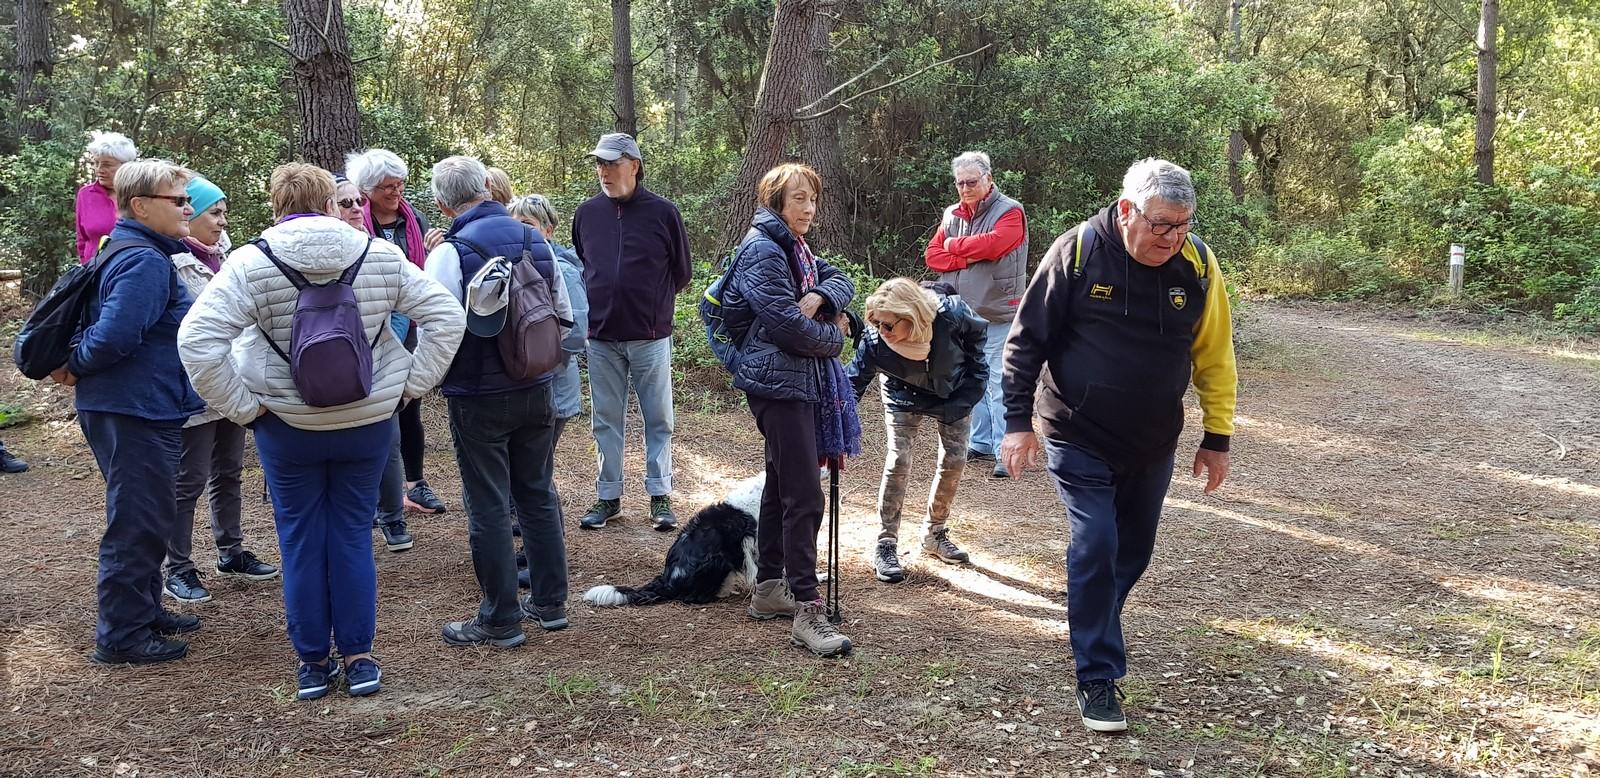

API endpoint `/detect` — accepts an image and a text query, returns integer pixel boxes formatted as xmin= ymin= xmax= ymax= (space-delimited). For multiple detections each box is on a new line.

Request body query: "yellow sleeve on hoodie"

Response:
xmin=1190 ymin=249 xmax=1238 ymax=437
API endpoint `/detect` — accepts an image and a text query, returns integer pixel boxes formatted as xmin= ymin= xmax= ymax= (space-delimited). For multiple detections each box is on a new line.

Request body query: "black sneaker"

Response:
xmin=441 ymin=617 xmax=526 ymax=648
xmin=1076 ymin=680 xmax=1128 ymax=733
xmin=991 ymin=460 xmax=1010 ymax=479
xmin=874 ymin=540 xmax=905 ymax=583
xmin=579 ymin=498 xmax=621 ymax=529
xmin=152 ymin=609 xmax=201 ymax=636
xmin=163 ymin=570 xmax=211 ymax=603
xmin=404 ymin=480 xmax=447 ymax=514
xmin=649 ymin=496 xmax=677 ymax=531
xmin=965 ymin=448 xmax=995 ymax=462
xmin=216 ymin=550 xmax=280 ymax=581
xmin=345 ymin=658 xmax=382 ymax=696
xmin=0 ymin=445 xmax=29 ymax=473
xmin=92 ymin=636 xmax=188 ymax=665
xmin=381 ymin=520 xmax=413 ymax=552
xmin=297 ymin=659 xmax=341 ymax=700
xmin=521 ymin=598 xmax=569 ymax=631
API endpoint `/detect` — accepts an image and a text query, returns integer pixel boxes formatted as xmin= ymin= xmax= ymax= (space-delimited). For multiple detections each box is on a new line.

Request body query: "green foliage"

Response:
xmin=0 ymin=140 xmax=80 ymax=296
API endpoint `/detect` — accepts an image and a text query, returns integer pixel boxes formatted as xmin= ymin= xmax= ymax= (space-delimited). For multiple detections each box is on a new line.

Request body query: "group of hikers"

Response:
xmin=34 ymin=127 xmax=1236 ymax=733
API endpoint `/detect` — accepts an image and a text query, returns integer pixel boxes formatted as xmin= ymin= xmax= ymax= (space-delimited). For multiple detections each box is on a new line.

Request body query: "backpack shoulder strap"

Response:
xmin=1072 ymin=222 xmax=1095 ymax=279
xmin=93 ymin=238 xmax=156 ymax=267
xmin=338 ymin=238 xmax=373 ymax=285
xmin=253 ymin=238 xmax=309 ymax=290
xmin=1186 ymin=233 xmax=1211 ymax=279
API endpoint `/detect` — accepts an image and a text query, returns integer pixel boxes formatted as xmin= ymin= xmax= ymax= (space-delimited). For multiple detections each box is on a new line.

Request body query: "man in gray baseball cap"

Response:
xmin=571 ymin=132 xmax=692 ymax=533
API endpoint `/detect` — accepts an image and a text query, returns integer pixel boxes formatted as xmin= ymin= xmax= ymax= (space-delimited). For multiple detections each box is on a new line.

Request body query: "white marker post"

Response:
xmin=1448 ymin=243 xmax=1465 ymax=296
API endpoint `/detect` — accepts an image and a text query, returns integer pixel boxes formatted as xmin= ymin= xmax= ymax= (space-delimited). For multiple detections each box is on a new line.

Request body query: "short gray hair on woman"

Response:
xmin=950 ymin=150 xmax=992 ymax=177
xmin=508 ymin=193 xmax=561 ymax=231
xmin=113 ymin=159 xmax=193 ymax=217
xmin=344 ymin=148 xmax=409 ymax=194
xmin=85 ymin=130 xmax=139 ymax=163
xmin=1119 ymin=158 xmax=1197 ymax=212
xmin=430 ymin=155 xmax=491 ymax=211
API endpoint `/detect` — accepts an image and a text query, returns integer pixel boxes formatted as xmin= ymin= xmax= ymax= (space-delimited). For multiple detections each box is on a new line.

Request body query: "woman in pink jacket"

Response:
xmin=75 ymin=131 xmax=139 ymax=264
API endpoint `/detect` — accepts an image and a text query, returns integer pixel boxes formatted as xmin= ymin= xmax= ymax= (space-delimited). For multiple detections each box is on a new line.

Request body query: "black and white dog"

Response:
xmin=582 ymin=474 xmax=765 ymax=607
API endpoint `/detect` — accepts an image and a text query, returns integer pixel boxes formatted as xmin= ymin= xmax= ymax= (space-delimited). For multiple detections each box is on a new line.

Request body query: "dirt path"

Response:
xmin=2 ymin=302 xmax=1597 ymax=777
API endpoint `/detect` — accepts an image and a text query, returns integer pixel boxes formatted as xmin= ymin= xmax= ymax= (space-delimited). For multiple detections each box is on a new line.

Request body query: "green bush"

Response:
xmin=0 ymin=140 xmax=81 ymax=297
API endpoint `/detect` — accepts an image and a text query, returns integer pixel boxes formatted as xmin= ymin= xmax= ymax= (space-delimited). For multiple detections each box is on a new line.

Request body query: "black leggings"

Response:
xmin=399 ymin=324 xmax=426 ymax=482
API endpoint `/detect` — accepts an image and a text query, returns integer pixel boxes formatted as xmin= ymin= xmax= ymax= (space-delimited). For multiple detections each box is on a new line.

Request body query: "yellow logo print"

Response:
xmin=1089 ymin=283 xmax=1114 ymax=301
xmin=1168 ymin=287 xmax=1187 ymax=310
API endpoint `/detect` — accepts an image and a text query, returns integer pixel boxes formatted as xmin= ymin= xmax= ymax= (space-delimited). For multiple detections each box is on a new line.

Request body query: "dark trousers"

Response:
xmin=747 ymin=394 xmax=824 ymax=603
xmin=80 ymin=411 xmax=183 ymax=651
xmin=1045 ymin=439 xmax=1174 ymax=683
xmin=167 ymin=418 xmax=246 ymax=575
xmin=398 ymin=325 xmax=425 ymax=482
xmin=448 ymin=384 xmax=567 ymax=628
xmin=375 ymin=427 xmax=404 ymax=528
xmin=254 ymin=414 xmax=393 ymax=663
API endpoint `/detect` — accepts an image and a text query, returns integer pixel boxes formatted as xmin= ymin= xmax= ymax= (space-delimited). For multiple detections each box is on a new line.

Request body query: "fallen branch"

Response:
xmin=1537 ymin=431 xmax=1567 ymax=461
xmin=795 ymin=42 xmax=995 ymax=121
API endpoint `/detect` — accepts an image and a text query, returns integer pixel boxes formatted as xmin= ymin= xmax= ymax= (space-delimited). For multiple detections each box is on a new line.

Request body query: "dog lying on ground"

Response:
xmin=582 ymin=474 xmax=765 ymax=607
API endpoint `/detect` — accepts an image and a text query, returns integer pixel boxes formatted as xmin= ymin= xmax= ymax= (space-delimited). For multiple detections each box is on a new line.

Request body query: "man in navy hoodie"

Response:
xmin=52 ymin=159 xmax=208 ymax=665
xmin=570 ymin=134 xmax=692 ymax=532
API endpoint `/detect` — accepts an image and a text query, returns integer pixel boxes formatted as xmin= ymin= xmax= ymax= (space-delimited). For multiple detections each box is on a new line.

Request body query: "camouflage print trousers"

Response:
xmin=877 ymin=411 xmax=970 ymax=543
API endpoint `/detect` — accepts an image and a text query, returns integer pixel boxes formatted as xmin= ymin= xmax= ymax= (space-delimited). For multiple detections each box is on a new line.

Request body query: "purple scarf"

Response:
xmin=181 ymin=236 xmax=224 ymax=273
xmin=794 ymin=237 xmax=861 ymax=469
xmin=362 ymin=197 xmax=427 ymax=268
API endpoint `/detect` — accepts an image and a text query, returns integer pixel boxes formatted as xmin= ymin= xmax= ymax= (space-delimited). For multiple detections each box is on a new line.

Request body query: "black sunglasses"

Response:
xmin=143 ymin=194 xmax=192 ymax=207
xmin=337 ymin=197 xmax=367 ymax=209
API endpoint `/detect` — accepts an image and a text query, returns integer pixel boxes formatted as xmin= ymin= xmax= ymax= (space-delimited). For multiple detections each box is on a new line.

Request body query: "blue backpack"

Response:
xmin=699 ymin=249 xmax=751 ymax=372
xmin=255 ymin=237 xmax=382 ymax=407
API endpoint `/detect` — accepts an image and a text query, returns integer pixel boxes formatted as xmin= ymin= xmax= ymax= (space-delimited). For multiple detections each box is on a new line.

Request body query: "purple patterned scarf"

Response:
xmin=794 ymin=237 xmax=861 ymax=469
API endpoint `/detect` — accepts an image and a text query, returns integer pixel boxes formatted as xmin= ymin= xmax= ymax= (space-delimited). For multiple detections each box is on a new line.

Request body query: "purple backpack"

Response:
xmin=255 ymin=237 xmax=381 ymax=408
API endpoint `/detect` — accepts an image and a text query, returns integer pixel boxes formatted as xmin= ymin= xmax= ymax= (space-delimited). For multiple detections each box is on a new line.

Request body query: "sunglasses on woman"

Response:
xmin=337 ymin=197 xmax=367 ymax=209
xmin=869 ymin=317 xmax=904 ymax=333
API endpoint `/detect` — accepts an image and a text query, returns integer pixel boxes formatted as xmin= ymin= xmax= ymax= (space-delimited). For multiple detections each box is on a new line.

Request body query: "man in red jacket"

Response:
xmin=924 ymin=151 xmax=1028 ymax=478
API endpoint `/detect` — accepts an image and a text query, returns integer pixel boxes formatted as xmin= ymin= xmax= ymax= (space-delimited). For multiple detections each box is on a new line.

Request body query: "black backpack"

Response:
xmin=12 ymin=239 xmax=156 ymax=380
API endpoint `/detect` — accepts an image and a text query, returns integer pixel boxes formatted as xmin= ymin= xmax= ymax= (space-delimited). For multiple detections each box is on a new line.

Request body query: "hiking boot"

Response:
xmin=151 ymin=609 xmax=201 ymax=636
xmin=92 ymin=636 xmax=188 ymax=665
xmin=650 ymin=496 xmax=677 ymax=532
xmin=965 ymin=448 xmax=994 ymax=462
xmin=381 ymin=520 xmax=413 ymax=552
xmin=874 ymin=540 xmax=905 ymax=583
xmin=297 ymin=659 xmax=342 ymax=700
xmin=521 ymin=598 xmax=569 ymax=631
xmin=922 ymin=530 xmax=970 ymax=564
xmin=345 ymin=658 xmax=382 ymax=697
xmin=441 ymin=617 xmax=526 ymax=648
xmin=748 ymin=578 xmax=797 ymax=620
xmin=0 ymin=445 xmax=28 ymax=473
xmin=579 ymin=498 xmax=621 ymax=529
xmin=791 ymin=599 xmax=852 ymax=657
xmin=1076 ymin=679 xmax=1128 ymax=733
xmin=163 ymin=570 xmax=212 ymax=603
xmin=216 ymin=550 xmax=279 ymax=581
xmin=404 ymin=480 xmax=447 ymax=514
xmin=991 ymin=460 xmax=1010 ymax=479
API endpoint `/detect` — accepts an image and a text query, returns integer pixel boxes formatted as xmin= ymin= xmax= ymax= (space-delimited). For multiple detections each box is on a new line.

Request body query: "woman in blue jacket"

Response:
xmin=846 ymin=278 xmax=988 ymax=583
xmin=723 ymin=163 xmax=855 ymax=657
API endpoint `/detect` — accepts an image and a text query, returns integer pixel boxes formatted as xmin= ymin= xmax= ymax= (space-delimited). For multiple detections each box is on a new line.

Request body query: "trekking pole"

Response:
xmin=827 ymin=458 xmax=842 ymax=625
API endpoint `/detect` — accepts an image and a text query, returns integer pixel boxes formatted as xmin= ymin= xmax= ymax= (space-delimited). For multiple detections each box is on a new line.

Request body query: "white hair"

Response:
xmin=950 ymin=151 xmax=992 ymax=177
xmin=85 ymin=131 xmax=138 ymax=163
xmin=1119 ymin=158 xmax=1196 ymax=212
xmin=430 ymin=155 xmax=490 ymax=211
xmin=344 ymin=148 xmax=409 ymax=194
xmin=113 ymin=159 xmax=192 ymax=218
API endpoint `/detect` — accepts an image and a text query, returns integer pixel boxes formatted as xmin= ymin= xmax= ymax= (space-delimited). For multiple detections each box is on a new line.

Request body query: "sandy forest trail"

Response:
xmin=2 ymin=301 xmax=1598 ymax=777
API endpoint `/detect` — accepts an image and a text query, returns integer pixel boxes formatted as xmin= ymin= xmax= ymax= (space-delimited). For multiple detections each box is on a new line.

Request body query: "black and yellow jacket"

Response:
xmin=1001 ymin=205 xmax=1236 ymax=468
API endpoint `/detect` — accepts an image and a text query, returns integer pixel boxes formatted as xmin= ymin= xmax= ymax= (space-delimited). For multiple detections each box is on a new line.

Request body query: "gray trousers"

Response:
xmin=878 ymin=411 xmax=969 ymax=543
xmin=375 ymin=433 xmax=404 ymax=528
xmin=166 ymin=418 xmax=247 ymax=575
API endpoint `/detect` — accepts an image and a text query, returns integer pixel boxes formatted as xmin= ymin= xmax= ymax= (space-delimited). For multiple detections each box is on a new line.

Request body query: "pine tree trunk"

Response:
xmin=612 ymin=0 xmax=638 ymax=136
xmin=1474 ymin=0 xmax=1498 ymax=186
xmin=15 ymin=0 xmax=53 ymax=143
xmin=798 ymin=5 xmax=853 ymax=259
xmin=282 ymin=0 xmax=363 ymax=170
xmin=1225 ymin=0 xmax=1245 ymax=201
xmin=719 ymin=0 xmax=818 ymax=252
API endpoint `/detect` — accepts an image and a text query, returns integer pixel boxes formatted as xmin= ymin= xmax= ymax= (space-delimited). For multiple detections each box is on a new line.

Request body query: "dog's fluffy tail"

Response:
xmin=582 ymin=578 xmax=672 ymax=607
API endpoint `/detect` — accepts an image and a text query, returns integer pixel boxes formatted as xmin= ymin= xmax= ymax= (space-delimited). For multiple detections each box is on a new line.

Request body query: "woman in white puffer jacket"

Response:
xmin=177 ymin=163 xmax=464 ymax=701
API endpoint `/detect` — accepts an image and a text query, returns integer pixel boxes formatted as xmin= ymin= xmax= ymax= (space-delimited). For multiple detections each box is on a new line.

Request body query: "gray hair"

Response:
xmin=1119 ymin=158 xmax=1196 ymax=212
xmin=113 ymin=159 xmax=193 ymax=218
xmin=430 ymin=155 xmax=491 ymax=211
xmin=344 ymin=148 xmax=409 ymax=194
xmin=950 ymin=151 xmax=992 ymax=177
xmin=85 ymin=130 xmax=138 ymax=163
xmin=508 ymin=193 xmax=560 ymax=230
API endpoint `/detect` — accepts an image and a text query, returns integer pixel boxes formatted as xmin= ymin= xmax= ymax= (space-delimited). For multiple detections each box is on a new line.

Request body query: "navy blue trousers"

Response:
xmin=80 ymin=411 xmax=183 ymax=652
xmin=1045 ymin=439 xmax=1175 ymax=683
xmin=254 ymin=414 xmax=393 ymax=663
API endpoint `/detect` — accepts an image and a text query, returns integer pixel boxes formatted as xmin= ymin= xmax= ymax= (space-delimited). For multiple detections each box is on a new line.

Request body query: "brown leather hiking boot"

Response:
xmin=748 ymin=578 xmax=797 ymax=619
xmin=791 ymin=599 xmax=852 ymax=657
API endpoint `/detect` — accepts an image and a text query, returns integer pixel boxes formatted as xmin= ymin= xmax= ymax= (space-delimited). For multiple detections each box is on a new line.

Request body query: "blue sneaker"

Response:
xmin=297 ymin=660 xmax=341 ymax=701
xmin=345 ymin=658 xmax=382 ymax=696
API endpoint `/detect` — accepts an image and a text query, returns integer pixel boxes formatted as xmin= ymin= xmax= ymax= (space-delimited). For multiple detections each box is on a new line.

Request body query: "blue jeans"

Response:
xmin=1045 ymin=439 xmax=1174 ymax=683
xmin=587 ymin=337 xmax=674 ymax=499
xmin=79 ymin=411 xmax=183 ymax=651
xmin=968 ymin=320 xmax=1011 ymax=456
xmin=254 ymin=414 xmax=394 ymax=663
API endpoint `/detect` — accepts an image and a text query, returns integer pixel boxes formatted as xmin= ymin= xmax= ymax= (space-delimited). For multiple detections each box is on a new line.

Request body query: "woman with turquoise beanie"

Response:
xmin=164 ymin=175 xmax=281 ymax=606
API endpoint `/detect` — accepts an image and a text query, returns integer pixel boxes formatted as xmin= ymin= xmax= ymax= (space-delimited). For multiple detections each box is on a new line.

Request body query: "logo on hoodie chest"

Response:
xmin=1089 ymin=283 xmax=1115 ymax=301
xmin=1168 ymin=287 xmax=1187 ymax=310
